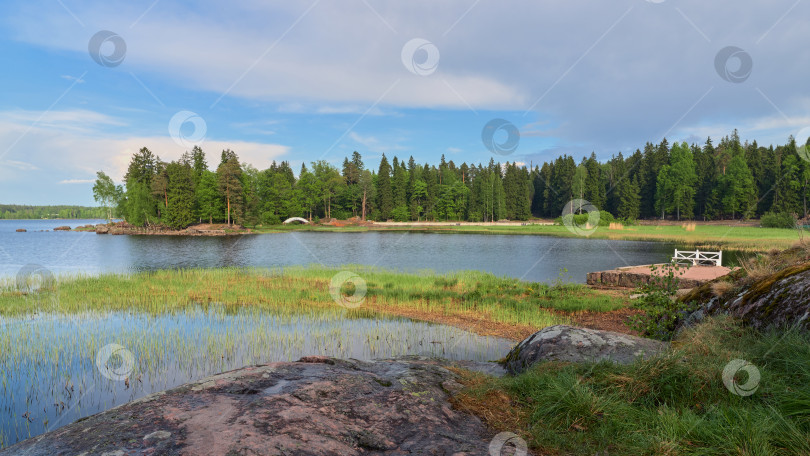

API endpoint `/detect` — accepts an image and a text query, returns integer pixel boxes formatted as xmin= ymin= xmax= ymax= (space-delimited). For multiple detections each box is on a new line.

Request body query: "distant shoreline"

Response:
xmin=7 ymin=219 xmax=795 ymax=251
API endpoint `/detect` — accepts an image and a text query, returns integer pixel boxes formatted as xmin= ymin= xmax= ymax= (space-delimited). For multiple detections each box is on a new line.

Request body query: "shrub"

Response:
xmin=629 ymin=262 xmax=700 ymax=340
xmin=555 ymin=211 xmax=615 ymax=228
xmin=760 ymin=212 xmax=796 ymax=229
xmin=391 ymin=205 xmax=410 ymax=222
xmin=261 ymin=212 xmax=281 ymax=225
xmin=331 ymin=210 xmax=350 ymax=220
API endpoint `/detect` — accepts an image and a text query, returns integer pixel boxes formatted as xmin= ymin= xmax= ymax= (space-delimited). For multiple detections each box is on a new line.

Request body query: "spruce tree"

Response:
xmin=377 ymin=154 xmax=393 ymax=220
xmin=217 ymin=150 xmax=243 ymax=225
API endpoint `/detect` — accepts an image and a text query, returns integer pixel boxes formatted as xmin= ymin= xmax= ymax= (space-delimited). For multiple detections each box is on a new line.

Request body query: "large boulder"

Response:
xmin=696 ymin=264 xmax=810 ymax=331
xmin=53 ymin=225 xmax=71 ymax=231
xmin=2 ymin=356 xmax=510 ymax=456
xmin=503 ymin=325 xmax=668 ymax=375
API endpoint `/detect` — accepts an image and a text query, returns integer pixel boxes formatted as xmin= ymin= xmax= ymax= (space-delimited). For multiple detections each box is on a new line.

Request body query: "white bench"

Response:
xmin=673 ymin=249 xmax=722 ymax=266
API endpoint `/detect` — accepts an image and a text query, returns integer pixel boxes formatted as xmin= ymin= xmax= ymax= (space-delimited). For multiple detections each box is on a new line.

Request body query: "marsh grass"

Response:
xmin=0 ymin=308 xmax=511 ymax=447
xmin=0 ymin=266 xmax=625 ymax=447
xmin=454 ymin=316 xmax=810 ymax=455
xmin=0 ymin=266 xmax=624 ymax=328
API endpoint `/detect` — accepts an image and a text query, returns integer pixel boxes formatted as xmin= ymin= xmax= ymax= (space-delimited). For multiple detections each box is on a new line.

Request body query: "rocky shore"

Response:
xmin=2 ymin=356 xmax=508 ymax=456
xmin=92 ymin=222 xmax=251 ymax=236
xmin=1 ymin=326 xmax=665 ymax=456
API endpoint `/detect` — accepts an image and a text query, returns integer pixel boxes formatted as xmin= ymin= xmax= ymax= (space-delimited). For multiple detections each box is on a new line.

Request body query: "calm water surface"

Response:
xmin=0 ymin=218 xmax=709 ymax=447
xmin=0 ymin=219 xmax=682 ymax=282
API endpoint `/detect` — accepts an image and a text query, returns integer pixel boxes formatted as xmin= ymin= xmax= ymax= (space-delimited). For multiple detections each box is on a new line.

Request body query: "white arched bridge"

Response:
xmin=282 ymin=217 xmax=310 ymax=224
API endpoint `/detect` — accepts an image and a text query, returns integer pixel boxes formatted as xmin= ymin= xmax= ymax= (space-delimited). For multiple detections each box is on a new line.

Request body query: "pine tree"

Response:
xmin=217 ymin=150 xmax=243 ymax=225
xmin=584 ymin=153 xmax=604 ymax=209
xmin=123 ymin=147 xmax=159 ymax=226
xmin=718 ymin=153 xmax=756 ymax=219
xmin=655 ymin=142 xmax=697 ymax=219
xmin=617 ymin=175 xmax=641 ymax=219
xmin=377 ymin=154 xmax=393 ymax=220
xmin=196 ymin=170 xmax=223 ymax=223
xmin=164 ymin=161 xmax=195 ymax=229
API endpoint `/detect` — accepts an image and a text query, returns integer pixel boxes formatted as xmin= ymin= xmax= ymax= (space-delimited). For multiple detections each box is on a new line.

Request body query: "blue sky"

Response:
xmin=1 ymin=0 xmax=809 ymax=205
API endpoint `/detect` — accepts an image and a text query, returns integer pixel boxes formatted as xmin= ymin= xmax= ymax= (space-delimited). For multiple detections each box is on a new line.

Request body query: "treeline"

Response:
xmin=0 ymin=205 xmax=106 ymax=220
xmin=536 ymin=129 xmax=808 ymax=221
xmin=95 ymin=130 xmax=810 ymax=229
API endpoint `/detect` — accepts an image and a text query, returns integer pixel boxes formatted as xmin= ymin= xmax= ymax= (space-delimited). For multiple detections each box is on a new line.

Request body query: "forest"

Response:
xmin=0 ymin=205 xmax=106 ymax=220
xmin=92 ymin=130 xmax=810 ymax=229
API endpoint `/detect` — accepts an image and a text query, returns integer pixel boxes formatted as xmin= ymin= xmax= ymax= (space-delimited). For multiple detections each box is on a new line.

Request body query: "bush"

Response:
xmin=629 ymin=262 xmax=700 ymax=340
xmin=261 ymin=212 xmax=281 ymax=225
xmin=331 ymin=210 xmax=350 ymax=220
xmin=391 ymin=205 xmax=410 ymax=222
xmin=760 ymin=212 xmax=796 ymax=229
xmin=555 ymin=210 xmax=615 ymax=227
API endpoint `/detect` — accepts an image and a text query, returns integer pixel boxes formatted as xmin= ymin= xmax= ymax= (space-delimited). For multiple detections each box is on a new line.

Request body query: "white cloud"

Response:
xmin=0 ymin=109 xmax=291 ymax=202
xmin=0 ymin=109 xmax=127 ymax=136
xmin=2 ymin=159 xmax=39 ymax=171
xmin=6 ymin=1 xmax=526 ymax=110
xmin=60 ymin=74 xmax=85 ymax=84
xmin=5 ymin=0 xmax=810 ymax=162
xmin=348 ymin=131 xmax=406 ymax=153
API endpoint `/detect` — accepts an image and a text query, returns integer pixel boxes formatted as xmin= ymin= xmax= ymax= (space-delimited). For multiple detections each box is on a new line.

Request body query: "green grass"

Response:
xmin=0 ymin=266 xmax=626 ymax=334
xmin=456 ymin=316 xmax=810 ymax=455
xmin=250 ymin=223 xmax=803 ymax=251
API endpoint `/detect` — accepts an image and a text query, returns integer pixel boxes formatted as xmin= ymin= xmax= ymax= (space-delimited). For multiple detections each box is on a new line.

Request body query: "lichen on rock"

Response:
xmin=503 ymin=325 xmax=668 ymax=375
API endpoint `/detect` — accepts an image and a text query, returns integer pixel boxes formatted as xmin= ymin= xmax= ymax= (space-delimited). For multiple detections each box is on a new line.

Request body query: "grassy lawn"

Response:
xmin=1 ymin=266 xmax=626 ymax=340
xmin=454 ymin=316 xmax=810 ymax=455
xmin=251 ymin=223 xmax=802 ymax=251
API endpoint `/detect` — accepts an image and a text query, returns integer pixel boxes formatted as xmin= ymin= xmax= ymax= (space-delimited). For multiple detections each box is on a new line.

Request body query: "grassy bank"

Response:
xmin=455 ymin=316 xmax=810 ymax=455
xmin=252 ymin=223 xmax=801 ymax=251
xmin=1 ymin=266 xmax=626 ymax=340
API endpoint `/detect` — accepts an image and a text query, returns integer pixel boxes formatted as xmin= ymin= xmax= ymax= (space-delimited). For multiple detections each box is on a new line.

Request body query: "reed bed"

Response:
xmin=0 ymin=266 xmax=623 ymax=447
xmin=0 ymin=266 xmax=622 ymax=328
xmin=0 ymin=307 xmax=511 ymax=447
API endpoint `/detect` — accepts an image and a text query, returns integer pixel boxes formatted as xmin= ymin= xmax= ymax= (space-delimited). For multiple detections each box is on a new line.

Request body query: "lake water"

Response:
xmin=0 ymin=218 xmax=699 ymax=447
xmin=0 ymin=309 xmax=510 ymax=447
xmin=0 ymin=219 xmax=681 ymax=283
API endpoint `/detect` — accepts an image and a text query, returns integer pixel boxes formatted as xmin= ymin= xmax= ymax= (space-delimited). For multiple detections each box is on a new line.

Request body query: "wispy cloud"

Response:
xmin=58 ymin=178 xmax=94 ymax=184
xmin=348 ymin=131 xmax=406 ymax=153
xmin=60 ymin=74 xmax=85 ymax=84
xmin=2 ymin=159 xmax=39 ymax=171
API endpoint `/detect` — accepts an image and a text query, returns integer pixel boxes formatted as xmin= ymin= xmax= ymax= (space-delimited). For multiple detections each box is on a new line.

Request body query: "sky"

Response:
xmin=1 ymin=0 xmax=809 ymax=205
